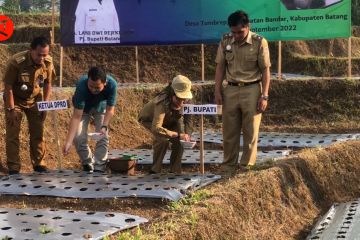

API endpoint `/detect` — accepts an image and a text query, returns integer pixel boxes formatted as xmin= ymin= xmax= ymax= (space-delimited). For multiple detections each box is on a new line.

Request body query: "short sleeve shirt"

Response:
xmin=2 ymin=50 xmax=55 ymax=104
xmin=215 ymin=31 xmax=271 ymax=83
xmin=72 ymin=75 xmax=118 ymax=113
xmin=138 ymin=94 xmax=193 ymax=138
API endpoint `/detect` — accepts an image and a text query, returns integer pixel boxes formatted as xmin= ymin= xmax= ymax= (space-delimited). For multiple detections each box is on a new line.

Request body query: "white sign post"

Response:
xmin=37 ymin=100 xmax=70 ymax=170
xmin=183 ymin=104 xmax=222 ymax=174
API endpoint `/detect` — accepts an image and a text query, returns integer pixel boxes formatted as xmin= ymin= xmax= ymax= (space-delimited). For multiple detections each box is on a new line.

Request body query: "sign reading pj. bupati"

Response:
xmin=60 ymin=0 xmax=351 ymax=46
xmin=182 ymin=104 xmax=222 ymax=115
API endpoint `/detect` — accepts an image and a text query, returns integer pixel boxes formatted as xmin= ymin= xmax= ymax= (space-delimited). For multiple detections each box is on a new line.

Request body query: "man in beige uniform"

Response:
xmin=139 ymin=75 xmax=193 ymax=174
xmin=214 ymin=10 xmax=271 ymax=168
xmin=3 ymin=37 xmax=55 ymax=175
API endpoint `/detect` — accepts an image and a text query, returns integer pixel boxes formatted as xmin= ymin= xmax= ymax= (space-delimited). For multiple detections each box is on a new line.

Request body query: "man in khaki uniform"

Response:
xmin=138 ymin=75 xmax=193 ymax=174
xmin=3 ymin=37 xmax=55 ymax=175
xmin=214 ymin=10 xmax=271 ymax=169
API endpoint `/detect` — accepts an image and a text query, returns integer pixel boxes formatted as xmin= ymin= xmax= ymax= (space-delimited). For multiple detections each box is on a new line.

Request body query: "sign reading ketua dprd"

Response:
xmin=37 ymin=100 xmax=69 ymax=111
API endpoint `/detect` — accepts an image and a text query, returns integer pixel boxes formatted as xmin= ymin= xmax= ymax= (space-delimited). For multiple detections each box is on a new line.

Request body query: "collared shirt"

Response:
xmin=2 ymin=50 xmax=55 ymax=105
xmin=215 ymin=31 xmax=271 ymax=83
xmin=72 ymin=75 xmax=118 ymax=113
xmin=138 ymin=94 xmax=193 ymax=138
xmin=75 ymin=0 xmax=120 ymax=44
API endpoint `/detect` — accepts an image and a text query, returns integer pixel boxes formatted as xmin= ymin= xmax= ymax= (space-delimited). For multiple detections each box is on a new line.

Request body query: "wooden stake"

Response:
xmin=200 ymin=43 xmax=205 ymax=174
xmin=52 ymin=110 xmax=62 ymax=170
xmin=49 ymin=31 xmax=53 ymax=45
xmin=277 ymin=41 xmax=282 ymax=80
xmin=51 ymin=0 xmax=55 ymax=45
xmin=200 ymin=114 xmax=204 ymax=175
xmin=201 ymin=44 xmax=205 ymax=81
xmin=59 ymin=46 xmax=63 ymax=87
xmin=348 ymin=37 xmax=352 ymax=78
xmin=50 ymin=0 xmax=61 ymax=168
xmin=135 ymin=46 xmax=140 ymax=83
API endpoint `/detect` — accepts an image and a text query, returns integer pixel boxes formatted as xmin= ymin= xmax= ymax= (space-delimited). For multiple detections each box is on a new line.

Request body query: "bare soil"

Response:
xmin=0 ymin=79 xmax=359 ymax=174
xmin=0 ymin=14 xmax=359 ymax=91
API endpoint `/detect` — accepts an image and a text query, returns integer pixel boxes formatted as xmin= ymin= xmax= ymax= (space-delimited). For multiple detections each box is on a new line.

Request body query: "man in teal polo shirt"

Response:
xmin=63 ymin=67 xmax=117 ymax=172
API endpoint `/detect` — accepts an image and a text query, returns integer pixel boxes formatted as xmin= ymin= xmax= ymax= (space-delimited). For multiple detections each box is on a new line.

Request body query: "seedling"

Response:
xmin=39 ymin=225 xmax=54 ymax=234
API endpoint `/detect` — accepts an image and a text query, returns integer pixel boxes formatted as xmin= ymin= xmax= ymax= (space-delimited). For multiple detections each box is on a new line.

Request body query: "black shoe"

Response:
xmin=148 ymin=170 xmax=158 ymax=174
xmin=8 ymin=170 xmax=19 ymax=175
xmin=82 ymin=164 xmax=94 ymax=173
xmin=34 ymin=165 xmax=48 ymax=173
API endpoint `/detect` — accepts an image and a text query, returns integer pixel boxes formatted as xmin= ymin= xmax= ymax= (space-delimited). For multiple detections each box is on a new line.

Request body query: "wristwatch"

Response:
xmin=101 ymin=125 xmax=108 ymax=131
xmin=261 ymin=95 xmax=269 ymax=101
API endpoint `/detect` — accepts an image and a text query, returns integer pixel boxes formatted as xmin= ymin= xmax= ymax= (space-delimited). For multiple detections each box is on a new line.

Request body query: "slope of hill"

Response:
xmin=0 ymin=14 xmax=359 ymax=90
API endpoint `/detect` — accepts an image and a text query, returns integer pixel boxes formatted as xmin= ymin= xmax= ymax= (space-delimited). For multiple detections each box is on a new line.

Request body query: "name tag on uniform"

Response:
xmin=20 ymin=73 xmax=30 ymax=83
xmin=182 ymin=104 xmax=222 ymax=115
xmin=37 ymin=100 xmax=69 ymax=111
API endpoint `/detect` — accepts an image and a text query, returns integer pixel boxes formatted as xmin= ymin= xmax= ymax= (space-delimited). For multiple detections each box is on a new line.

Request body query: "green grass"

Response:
xmin=116 ymin=227 xmax=143 ymax=240
xmin=109 ymin=190 xmax=213 ymax=239
xmin=109 ymin=226 xmax=159 ymax=240
xmin=183 ymin=211 xmax=199 ymax=228
xmin=168 ymin=189 xmax=212 ymax=212
xmin=38 ymin=225 xmax=54 ymax=234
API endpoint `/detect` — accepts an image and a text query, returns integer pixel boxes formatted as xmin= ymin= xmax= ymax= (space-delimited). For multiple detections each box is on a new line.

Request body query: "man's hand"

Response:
xmin=169 ymin=132 xmax=178 ymax=138
xmin=215 ymin=90 xmax=223 ymax=105
xmin=257 ymin=97 xmax=268 ymax=113
xmin=63 ymin=142 xmax=72 ymax=156
xmin=99 ymin=125 xmax=108 ymax=135
xmin=6 ymin=110 xmax=18 ymax=126
xmin=179 ymin=133 xmax=191 ymax=141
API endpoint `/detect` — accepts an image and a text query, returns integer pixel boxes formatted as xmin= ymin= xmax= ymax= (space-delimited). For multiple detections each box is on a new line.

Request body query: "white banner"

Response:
xmin=182 ymin=104 xmax=222 ymax=115
xmin=37 ymin=100 xmax=69 ymax=112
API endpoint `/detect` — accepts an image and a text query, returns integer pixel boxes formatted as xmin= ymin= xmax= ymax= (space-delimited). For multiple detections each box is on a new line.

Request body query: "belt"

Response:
xmin=227 ymin=80 xmax=261 ymax=87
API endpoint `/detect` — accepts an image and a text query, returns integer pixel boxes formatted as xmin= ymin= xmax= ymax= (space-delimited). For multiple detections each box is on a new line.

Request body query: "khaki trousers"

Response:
xmin=222 ymin=83 xmax=262 ymax=166
xmin=73 ymin=109 xmax=109 ymax=172
xmin=5 ymin=105 xmax=46 ymax=172
xmin=141 ymin=121 xmax=184 ymax=174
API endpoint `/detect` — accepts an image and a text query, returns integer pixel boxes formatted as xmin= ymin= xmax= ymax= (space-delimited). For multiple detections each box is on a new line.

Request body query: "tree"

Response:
xmin=19 ymin=0 xmax=31 ymax=12
xmin=1 ymin=0 xmax=20 ymax=13
xmin=353 ymin=0 xmax=360 ymax=26
xmin=31 ymin=0 xmax=51 ymax=11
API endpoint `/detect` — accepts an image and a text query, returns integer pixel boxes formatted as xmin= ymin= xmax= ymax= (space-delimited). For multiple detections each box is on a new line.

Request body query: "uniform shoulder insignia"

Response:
xmin=252 ymin=33 xmax=263 ymax=41
xmin=222 ymin=32 xmax=232 ymax=39
xmin=44 ymin=55 xmax=53 ymax=63
xmin=15 ymin=56 xmax=26 ymax=64
xmin=13 ymin=51 xmax=27 ymax=64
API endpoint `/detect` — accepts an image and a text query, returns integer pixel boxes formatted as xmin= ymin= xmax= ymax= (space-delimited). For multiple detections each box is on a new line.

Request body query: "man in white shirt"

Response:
xmin=75 ymin=0 xmax=120 ymax=44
